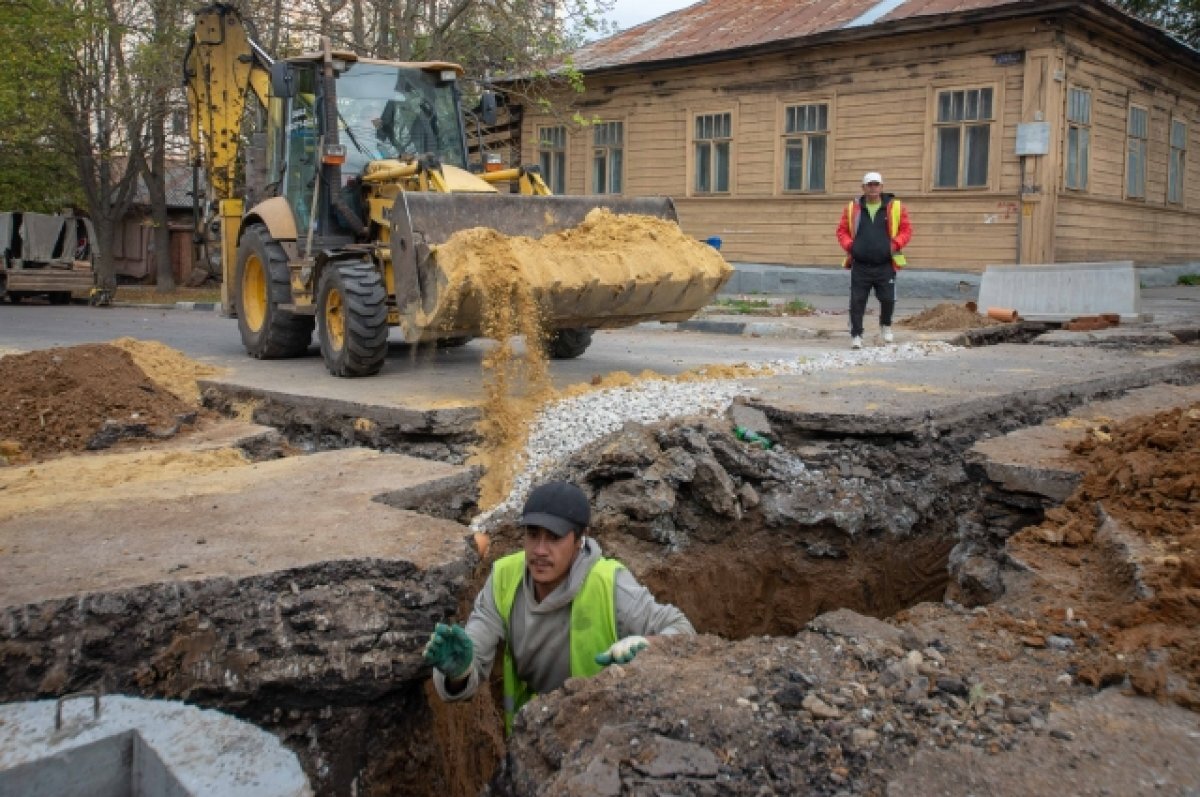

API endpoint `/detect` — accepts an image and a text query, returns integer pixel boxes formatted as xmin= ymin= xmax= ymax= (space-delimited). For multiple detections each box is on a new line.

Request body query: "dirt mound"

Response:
xmin=899 ymin=302 xmax=1003 ymax=331
xmin=1009 ymin=403 xmax=1200 ymax=706
xmin=0 ymin=343 xmax=202 ymax=464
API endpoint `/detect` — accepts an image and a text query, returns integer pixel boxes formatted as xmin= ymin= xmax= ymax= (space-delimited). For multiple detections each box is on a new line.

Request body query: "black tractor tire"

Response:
xmin=317 ymin=262 xmax=389 ymax=377
xmin=546 ymin=327 xmax=594 ymax=359
xmin=235 ymin=223 xmax=313 ymax=358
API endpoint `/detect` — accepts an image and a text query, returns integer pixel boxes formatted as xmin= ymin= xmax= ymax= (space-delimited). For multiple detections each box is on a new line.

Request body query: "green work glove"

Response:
xmin=423 ymin=623 xmax=474 ymax=680
xmin=595 ymin=635 xmax=649 ymax=667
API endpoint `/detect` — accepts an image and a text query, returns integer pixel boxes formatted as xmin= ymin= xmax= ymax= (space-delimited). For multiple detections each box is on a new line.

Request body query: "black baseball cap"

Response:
xmin=519 ymin=481 xmax=590 ymax=537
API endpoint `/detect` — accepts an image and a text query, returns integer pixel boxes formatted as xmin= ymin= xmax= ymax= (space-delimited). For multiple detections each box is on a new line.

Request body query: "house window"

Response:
xmin=694 ymin=112 xmax=732 ymax=194
xmin=1126 ymin=106 xmax=1148 ymax=199
xmin=1065 ymin=87 xmax=1091 ymax=191
xmin=537 ymin=126 xmax=566 ymax=194
xmin=782 ymin=103 xmax=827 ymax=192
xmin=1169 ymin=118 xmax=1187 ymax=205
xmin=170 ymin=108 xmax=188 ymax=137
xmin=592 ymin=121 xmax=623 ymax=194
xmin=934 ymin=87 xmax=993 ymax=189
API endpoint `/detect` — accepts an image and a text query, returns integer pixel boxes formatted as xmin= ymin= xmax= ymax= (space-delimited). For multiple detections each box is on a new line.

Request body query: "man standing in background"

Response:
xmin=836 ymin=172 xmax=912 ymax=349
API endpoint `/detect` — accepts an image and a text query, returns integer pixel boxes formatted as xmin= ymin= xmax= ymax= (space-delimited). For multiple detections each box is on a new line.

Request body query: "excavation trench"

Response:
xmin=347 ymin=413 xmax=981 ymax=796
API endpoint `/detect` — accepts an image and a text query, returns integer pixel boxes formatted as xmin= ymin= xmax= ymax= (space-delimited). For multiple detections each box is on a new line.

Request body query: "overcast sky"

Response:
xmin=603 ymin=0 xmax=694 ymax=30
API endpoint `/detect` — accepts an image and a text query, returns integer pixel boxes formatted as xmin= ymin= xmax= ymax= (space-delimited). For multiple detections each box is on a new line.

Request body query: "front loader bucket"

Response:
xmin=389 ymin=194 xmax=732 ymax=341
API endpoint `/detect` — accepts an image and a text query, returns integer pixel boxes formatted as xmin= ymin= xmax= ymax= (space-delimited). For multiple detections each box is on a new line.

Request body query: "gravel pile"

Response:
xmin=471 ymin=341 xmax=958 ymax=531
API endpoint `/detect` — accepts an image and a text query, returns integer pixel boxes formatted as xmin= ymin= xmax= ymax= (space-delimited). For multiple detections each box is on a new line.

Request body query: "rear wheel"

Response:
xmin=546 ymin=327 xmax=594 ymax=359
xmin=317 ymin=262 xmax=389 ymax=377
xmin=235 ymin=223 xmax=313 ymax=358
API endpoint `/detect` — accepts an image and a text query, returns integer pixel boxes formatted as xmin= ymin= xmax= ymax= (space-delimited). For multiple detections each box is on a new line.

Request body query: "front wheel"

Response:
xmin=235 ymin=223 xmax=313 ymax=358
xmin=546 ymin=327 xmax=593 ymax=359
xmin=317 ymin=262 xmax=389 ymax=377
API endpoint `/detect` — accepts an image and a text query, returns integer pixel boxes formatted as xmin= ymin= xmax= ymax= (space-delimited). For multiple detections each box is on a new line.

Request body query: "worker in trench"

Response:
xmin=423 ymin=480 xmax=695 ymax=733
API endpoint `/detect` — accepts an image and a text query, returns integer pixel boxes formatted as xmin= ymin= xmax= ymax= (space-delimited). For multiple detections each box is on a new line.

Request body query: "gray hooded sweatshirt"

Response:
xmin=433 ymin=536 xmax=694 ymax=701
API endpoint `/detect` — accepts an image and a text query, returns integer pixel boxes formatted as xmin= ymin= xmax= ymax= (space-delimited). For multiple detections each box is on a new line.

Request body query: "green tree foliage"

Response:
xmin=1113 ymin=0 xmax=1200 ymax=47
xmin=0 ymin=0 xmax=82 ymax=211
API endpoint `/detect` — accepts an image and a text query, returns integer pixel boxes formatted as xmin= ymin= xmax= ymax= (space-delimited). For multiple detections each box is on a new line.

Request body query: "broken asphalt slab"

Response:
xmin=0 ymin=446 xmax=473 ymax=607
xmin=745 ymin=344 xmax=1200 ymax=436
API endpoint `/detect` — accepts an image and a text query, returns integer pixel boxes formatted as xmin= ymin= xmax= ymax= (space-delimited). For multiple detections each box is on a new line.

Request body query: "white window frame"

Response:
xmin=591 ymin=121 xmax=624 ymax=195
xmin=692 ymin=111 xmax=733 ymax=195
xmin=1125 ymin=104 xmax=1149 ymax=200
xmin=1065 ymin=86 xmax=1091 ymax=191
xmin=1168 ymin=117 xmax=1187 ymax=205
xmin=537 ymin=125 xmax=567 ymax=194
xmin=781 ymin=102 xmax=828 ymax=193
xmin=933 ymin=86 xmax=995 ymax=190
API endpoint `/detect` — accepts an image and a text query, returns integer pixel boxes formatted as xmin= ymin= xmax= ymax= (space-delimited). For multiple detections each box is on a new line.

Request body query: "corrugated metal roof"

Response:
xmin=571 ymin=0 xmax=1039 ymax=71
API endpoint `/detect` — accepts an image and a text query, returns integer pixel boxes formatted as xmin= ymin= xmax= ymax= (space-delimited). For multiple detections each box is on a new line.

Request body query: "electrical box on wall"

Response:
xmin=1016 ymin=122 xmax=1051 ymax=156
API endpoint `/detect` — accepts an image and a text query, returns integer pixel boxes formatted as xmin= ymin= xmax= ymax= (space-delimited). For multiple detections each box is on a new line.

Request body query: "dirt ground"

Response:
xmin=898 ymin=302 xmax=1006 ymax=331
xmin=0 ymin=340 xmax=224 ymax=464
xmin=1006 ymin=404 xmax=1200 ymax=707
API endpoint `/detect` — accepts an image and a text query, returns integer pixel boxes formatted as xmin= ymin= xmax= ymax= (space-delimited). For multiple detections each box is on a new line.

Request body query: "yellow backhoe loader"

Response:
xmin=184 ymin=3 xmax=730 ymax=377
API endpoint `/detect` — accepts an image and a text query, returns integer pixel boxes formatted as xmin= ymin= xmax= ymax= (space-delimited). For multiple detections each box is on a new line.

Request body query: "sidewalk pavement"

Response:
xmin=674 ymin=284 xmax=1200 ymax=345
xmin=723 ymin=262 xmax=1200 ymax=299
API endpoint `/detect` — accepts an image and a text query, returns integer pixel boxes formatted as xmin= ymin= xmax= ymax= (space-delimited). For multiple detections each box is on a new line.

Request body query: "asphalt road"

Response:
xmin=0 ymin=303 xmax=847 ymax=407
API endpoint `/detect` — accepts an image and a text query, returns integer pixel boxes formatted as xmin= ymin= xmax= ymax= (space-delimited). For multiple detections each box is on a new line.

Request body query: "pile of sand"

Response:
xmin=899 ymin=303 xmax=1003 ymax=331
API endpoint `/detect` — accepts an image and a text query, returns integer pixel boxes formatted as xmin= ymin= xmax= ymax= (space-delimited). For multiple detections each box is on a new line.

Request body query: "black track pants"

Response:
xmin=849 ymin=263 xmax=896 ymax=338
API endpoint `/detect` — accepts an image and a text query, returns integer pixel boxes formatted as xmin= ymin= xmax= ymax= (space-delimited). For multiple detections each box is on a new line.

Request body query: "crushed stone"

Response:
xmin=470 ymin=341 xmax=959 ymax=531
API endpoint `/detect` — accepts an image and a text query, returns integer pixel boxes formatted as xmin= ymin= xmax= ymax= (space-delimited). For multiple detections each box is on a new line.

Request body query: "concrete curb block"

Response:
xmin=673 ymin=318 xmax=820 ymax=339
xmin=724 ymin=264 xmax=983 ymax=299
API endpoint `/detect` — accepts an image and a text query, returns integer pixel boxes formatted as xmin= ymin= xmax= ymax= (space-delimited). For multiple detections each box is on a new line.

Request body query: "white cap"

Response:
xmin=862 ymin=172 xmax=883 ymax=184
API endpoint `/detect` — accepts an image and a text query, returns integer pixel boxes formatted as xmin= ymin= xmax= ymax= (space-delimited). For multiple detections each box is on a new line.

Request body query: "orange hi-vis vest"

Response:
xmin=842 ymin=199 xmax=907 ymax=269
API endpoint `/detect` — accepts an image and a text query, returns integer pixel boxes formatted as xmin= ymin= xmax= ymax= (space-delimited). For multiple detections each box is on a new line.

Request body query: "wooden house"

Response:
xmin=513 ymin=0 xmax=1200 ymax=272
xmin=111 ymin=160 xmax=199 ymax=284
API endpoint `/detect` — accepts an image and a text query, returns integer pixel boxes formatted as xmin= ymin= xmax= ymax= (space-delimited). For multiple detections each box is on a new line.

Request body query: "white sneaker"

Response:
xmin=881 ymin=326 xmax=894 ymax=343
xmin=851 ymin=336 xmax=863 ymax=349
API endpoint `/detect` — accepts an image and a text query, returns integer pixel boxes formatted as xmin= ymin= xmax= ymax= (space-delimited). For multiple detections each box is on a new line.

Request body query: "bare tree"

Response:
xmin=133 ymin=0 xmax=191 ymax=292
xmin=238 ymin=0 xmax=614 ymax=111
xmin=63 ymin=0 xmax=147 ymax=301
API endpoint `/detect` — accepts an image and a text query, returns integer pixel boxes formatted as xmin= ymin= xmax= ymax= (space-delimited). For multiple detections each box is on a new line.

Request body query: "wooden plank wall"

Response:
xmin=1054 ymin=18 xmax=1200 ymax=263
xmin=519 ymin=13 xmax=1200 ymax=272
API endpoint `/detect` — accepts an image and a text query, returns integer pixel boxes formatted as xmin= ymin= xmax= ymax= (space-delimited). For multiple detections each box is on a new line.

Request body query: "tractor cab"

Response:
xmin=264 ymin=58 xmax=468 ymax=239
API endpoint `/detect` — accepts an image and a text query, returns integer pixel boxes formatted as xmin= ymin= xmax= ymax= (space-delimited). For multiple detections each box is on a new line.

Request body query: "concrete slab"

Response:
xmin=1032 ymin=327 xmax=1180 ymax=348
xmin=977 ymin=261 xmax=1143 ymax=322
xmin=744 ymin=345 xmax=1200 ymax=436
xmin=0 ymin=695 xmax=310 ymax=796
xmin=967 ymin=383 xmax=1200 ymax=501
xmin=0 ymin=448 xmax=472 ymax=607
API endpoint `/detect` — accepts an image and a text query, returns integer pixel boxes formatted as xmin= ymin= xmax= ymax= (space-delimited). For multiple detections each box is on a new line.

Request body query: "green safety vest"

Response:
xmin=492 ymin=551 xmax=622 ymax=735
xmin=843 ymin=198 xmax=908 ymax=269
